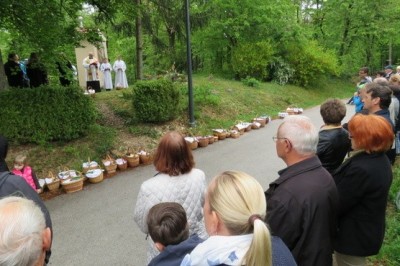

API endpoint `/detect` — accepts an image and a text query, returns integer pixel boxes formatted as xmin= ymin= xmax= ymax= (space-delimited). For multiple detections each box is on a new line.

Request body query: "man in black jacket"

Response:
xmin=0 ymin=171 xmax=52 ymax=263
xmin=4 ymin=53 xmax=24 ymax=88
xmin=362 ymin=82 xmax=396 ymax=164
xmin=0 ymin=134 xmax=9 ymax=172
xmin=317 ymin=99 xmax=351 ymax=174
xmin=265 ymin=115 xmax=338 ymax=266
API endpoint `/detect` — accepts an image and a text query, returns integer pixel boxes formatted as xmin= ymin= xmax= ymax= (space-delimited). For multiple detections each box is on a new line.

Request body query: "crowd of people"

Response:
xmin=3 ymin=52 xmax=129 ymax=91
xmin=0 ymin=64 xmax=397 ymax=265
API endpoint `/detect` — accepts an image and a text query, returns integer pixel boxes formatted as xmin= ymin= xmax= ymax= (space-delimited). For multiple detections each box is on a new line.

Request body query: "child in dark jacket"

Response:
xmin=146 ymin=202 xmax=203 ymax=266
xmin=12 ymin=154 xmax=41 ymax=193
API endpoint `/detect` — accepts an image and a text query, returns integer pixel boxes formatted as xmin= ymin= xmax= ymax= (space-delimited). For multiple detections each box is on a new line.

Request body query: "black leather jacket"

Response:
xmin=317 ymin=127 xmax=351 ymax=174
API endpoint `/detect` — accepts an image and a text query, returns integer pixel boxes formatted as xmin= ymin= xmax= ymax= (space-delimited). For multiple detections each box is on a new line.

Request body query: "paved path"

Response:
xmin=46 ymin=103 xmax=355 ymax=265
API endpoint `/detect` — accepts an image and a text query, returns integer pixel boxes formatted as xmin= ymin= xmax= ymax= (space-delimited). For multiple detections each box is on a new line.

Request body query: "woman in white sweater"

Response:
xmin=134 ymin=131 xmax=208 ymax=262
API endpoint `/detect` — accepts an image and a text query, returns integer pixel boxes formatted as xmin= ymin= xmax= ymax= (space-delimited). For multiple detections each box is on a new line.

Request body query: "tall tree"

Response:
xmin=135 ymin=0 xmax=143 ymax=80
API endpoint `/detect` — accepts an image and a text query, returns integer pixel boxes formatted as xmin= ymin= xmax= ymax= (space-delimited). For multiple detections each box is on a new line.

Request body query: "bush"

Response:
xmin=231 ymin=41 xmax=276 ymax=80
xmin=270 ymin=57 xmax=295 ymax=85
xmin=284 ymin=40 xmax=340 ymax=87
xmin=0 ymin=85 xmax=98 ymax=144
xmin=132 ymin=79 xmax=181 ymax=123
xmin=242 ymin=76 xmax=260 ymax=87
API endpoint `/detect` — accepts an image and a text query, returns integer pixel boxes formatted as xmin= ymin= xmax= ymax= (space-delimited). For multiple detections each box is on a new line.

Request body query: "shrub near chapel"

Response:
xmin=132 ymin=79 xmax=181 ymax=123
xmin=0 ymin=85 xmax=97 ymax=144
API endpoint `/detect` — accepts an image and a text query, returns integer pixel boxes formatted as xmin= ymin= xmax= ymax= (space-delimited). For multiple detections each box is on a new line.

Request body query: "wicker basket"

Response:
xmin=61 ymin=177 xmax=84 ymax=193
xmin=252 ymin=118 xmax=266 ymax=127
xmin=68 ymin=170 xmax=85 ymax=182
xmin=102 ymin=154 xmax=118 ymax=174
xmin=116 ymin=158 xmax=128 ymax=170
xmin=86 ymin=169 xmax=104 ymax=184
xmin=207 ymin=135 xmax=215 ymax=144
xmin=58 ymin=168 xmax=71 ymax=181
xmin=138 ymin=151 xmax=153 ymax=165
xmin=82 ymin=158 xmax=99 ymax=173
xmin=213 ymin=129 xmax=227 ymax=140
xmin=286 ymin=108 xmax=295 ymax=115
xmin=278 ymin=112 xmax=288 ymax=119
xmin=244 ymin=123 xmax=252 ymax=132
xmin=185 ymin=137 xmax=198 ymax=150
xmin=45 ymin=171 xmax=60 ymax=192
xmin=230 ymin=130 xmax=240 ymax=139
xmin=125 ymin=154 xmax=140 ymax=168
xmin=197 ymin=137 xmax=209 ymax=147
xmin=233 ymin=124 xmax=246 ymax=135
xmin=251 ymin=121 xmax=261 ymax=129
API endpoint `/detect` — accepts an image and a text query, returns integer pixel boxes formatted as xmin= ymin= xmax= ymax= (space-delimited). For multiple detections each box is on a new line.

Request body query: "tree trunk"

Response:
xmin=167 ymin=27 xmax=176 ymax=66
xmin=135 ymin=0 xmax=143 ymax=80
xmin=0 ymin=50 xmax=8 ymax=90
xmin=365 ymin=34 xmax=374 ymax=67
xmin=338 ymin=2 xmax=354 ymax=58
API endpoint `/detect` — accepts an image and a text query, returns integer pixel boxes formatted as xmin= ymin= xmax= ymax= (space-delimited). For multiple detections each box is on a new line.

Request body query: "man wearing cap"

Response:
xmin=384 ymin=65 xmax=393 ymax=80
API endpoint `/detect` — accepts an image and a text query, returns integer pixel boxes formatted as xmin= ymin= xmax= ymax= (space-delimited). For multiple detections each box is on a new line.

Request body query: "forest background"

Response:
xmin=1 ymin=0 xmax=400 ymax=85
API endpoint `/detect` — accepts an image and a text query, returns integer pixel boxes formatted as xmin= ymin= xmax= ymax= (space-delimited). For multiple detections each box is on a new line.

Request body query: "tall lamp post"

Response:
xmin=185 ymin=0 xmax=195 ymax=127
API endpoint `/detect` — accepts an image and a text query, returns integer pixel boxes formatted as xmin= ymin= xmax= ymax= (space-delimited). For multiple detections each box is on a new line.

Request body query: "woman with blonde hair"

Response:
xmin=333 ymin=114 xmax=394 ymax=265
xmin=181 ymin=171 xmax=295 ymax=266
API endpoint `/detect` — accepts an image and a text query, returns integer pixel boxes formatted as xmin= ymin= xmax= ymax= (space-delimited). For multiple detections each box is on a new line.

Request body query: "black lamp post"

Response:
xmin=184 ymin=0 xmax=195 ymax=127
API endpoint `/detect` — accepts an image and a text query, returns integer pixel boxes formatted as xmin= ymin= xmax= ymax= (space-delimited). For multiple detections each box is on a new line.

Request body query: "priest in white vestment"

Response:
xmin=82 ymin=52 xmax=99 ymax=81
xmin=100 ymin=58 xmax=113 ymax=90
xmin=113 ymin=56 xmax=128 ymax=88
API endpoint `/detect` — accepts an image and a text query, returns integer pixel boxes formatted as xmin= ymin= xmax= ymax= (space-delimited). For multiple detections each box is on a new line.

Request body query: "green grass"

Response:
xmin=183 ymin=75 xmax=352 ymax=133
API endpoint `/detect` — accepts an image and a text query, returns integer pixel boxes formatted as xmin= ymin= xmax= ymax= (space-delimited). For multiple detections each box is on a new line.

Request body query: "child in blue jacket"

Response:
xmin=146 ymin=202 xmax=203 ymax=266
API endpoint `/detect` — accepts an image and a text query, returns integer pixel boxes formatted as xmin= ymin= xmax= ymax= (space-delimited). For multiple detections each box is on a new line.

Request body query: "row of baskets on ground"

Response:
xmin=184 ymin=116 xmax=272 ymax=150
xmin=41 ymin=115 xmax=276 ymax=194
xmin=42 ymin=151 xmax=153 ymax=194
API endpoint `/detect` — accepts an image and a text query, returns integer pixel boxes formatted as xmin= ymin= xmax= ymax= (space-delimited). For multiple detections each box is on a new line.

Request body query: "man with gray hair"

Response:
xmin=0 ymin=196 xmax=51 ymax=266
xmin=265 ymin=115 xmax=338 ymax=266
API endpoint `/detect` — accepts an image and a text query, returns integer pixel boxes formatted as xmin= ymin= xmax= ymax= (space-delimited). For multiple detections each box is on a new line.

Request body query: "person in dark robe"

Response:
xmin=26 ymin=52 xmax=48 ymax=88
xmin=4 ymin=53 xmax=24 ymax=88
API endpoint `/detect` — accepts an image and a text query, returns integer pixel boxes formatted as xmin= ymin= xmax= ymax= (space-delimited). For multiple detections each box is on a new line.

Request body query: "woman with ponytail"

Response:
xmin=181 ymin=171 xmax=296 ymax=266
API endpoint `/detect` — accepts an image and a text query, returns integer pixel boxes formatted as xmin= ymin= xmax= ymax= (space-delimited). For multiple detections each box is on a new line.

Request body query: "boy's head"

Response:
xmin=146 ymin=202 xmax=189 ymax=251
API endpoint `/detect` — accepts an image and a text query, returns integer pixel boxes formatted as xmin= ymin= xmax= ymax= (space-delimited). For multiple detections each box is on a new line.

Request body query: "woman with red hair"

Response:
xmin=333 ymin=114 xmax=393 ymax=266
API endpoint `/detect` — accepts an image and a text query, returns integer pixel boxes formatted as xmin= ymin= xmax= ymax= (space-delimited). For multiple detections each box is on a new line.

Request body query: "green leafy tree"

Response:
xmin=231 ymin=41 xmax=276 ymax=80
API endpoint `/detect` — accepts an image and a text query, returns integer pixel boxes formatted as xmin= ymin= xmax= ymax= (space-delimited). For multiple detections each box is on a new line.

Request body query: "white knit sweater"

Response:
xmin=133 ymin=168 xmax=208 ymax=261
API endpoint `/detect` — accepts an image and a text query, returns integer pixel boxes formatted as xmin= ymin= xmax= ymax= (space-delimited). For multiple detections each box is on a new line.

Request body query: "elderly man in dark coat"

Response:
xmin=265 ymin=115 xmax=338 ymax=266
